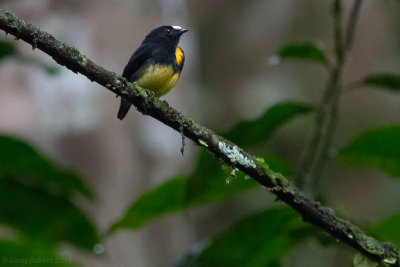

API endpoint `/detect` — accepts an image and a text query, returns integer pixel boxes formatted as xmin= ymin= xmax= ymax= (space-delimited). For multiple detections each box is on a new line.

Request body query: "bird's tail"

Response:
xmin=117 ymin=98 xmax=131 ymax=120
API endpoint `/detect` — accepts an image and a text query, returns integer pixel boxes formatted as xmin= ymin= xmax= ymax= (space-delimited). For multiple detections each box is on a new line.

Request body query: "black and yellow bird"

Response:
xmin=117 ymin=25 xmax=188 ymax=120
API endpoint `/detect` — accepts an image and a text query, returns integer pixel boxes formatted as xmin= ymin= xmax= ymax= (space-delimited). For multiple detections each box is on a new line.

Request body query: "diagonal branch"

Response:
xmin=0 ymin=9 xmax=399 ymax=265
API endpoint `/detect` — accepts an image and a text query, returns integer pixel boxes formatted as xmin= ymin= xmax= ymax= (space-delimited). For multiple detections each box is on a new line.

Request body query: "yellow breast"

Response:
xmin=136 ymin=64 xmax=179 ymax=97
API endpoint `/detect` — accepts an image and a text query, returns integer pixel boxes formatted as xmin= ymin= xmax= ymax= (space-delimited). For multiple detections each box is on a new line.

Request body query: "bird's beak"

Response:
xmin=180 ymin=28 xmax=189 ymax=34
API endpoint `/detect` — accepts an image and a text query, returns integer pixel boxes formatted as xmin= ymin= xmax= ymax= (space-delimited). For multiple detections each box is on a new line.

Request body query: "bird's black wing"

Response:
xmin=118 ymin=42 xmax=155 ymax=120
xmin=122 ymin=42 xmax=155 ymax=81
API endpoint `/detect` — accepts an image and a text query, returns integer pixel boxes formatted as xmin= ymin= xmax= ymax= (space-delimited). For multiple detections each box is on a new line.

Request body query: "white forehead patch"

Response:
xmin=171 ymin=25 xmax=182 ymax=30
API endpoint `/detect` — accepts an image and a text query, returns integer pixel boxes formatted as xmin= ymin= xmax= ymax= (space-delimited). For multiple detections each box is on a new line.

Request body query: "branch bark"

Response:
xmin=0 ymin=9 xmax=399 ymax=266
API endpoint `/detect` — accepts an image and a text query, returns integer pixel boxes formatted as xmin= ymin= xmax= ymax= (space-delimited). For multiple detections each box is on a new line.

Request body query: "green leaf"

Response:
xmin=183 ymin=151 xmax=257 ymax=205
xmin=353 ymin=253 xmax=376 ymax=267
xmin=0 ymin=136 xmax=99 ymax=251
xmin=0 ymin=135 xmax=91 ymax=198
xmin=263 ymin=154 xmax=294 ymax=177
xmin=338 ymin=126 xmax=400 ymax=177
xmin=109 ymin=153 xmax=293 ymax=233
xmin=278 ymin=42 xmax=328 ymax=65
xmin=185 ymin=207 xmax=310 ymax=267
xmin=0 ymin=239 xmax=78 ymax=267
xmin=41 ymin=64 xmax=60 ymax=75
xmin=223 ymin=102 xmax=313 ymax=147
xmin=108 ymin=177 xmax=187 ymax=233
xmin=0 ymin=179 xmax=100 ymax=250
xmin=184 ymin=152 xmax=292 ymax=205
xmin=0 ymin=39 xmax=59 ymax=74
xmin=185 ymin=102 xmax=307 ymax=204
xmin=25 ymin=56 xmax=61 ymax=75
xmin=0 ymin=39 xmax=18 ymax=61
xmin=369 ymin=213 xmax=400 ymax=248
xmin=362 ymin=73 xmax=400 ymax=91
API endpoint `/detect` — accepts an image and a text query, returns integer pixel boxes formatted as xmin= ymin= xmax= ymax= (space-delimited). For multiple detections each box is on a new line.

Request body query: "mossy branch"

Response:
xmin=0 ymin=9 xmax=399 ymax=265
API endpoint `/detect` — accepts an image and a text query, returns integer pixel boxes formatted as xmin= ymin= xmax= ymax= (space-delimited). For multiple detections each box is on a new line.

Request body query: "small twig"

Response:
xmin=345 ymin=0 xmax=363 ymax=50
xmin=311 ymin=0 xmax=364 ymax=190
xmin=308 ymin=0 xmax=344 ymax=191
xmin=333 ymin=0 xmax=344 ymax=64
xmin=296 ymin=0 xmax=364 ymax=194
xmin=0 ymin=9 xmax=399 ymax=265
xmin=180 ymin=125 xmax=186 ymax=156
xmin=296 ymin=0 xmax=345 ymax=189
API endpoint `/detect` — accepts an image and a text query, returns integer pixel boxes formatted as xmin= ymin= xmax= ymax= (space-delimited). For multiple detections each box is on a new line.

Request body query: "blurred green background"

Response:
xmin=0 ymin=0 xmax=400 ymax=266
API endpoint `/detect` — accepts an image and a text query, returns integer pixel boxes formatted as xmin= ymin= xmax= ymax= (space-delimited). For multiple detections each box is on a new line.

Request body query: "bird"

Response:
xmin=117 ymin=25 xmax=188 ymax=120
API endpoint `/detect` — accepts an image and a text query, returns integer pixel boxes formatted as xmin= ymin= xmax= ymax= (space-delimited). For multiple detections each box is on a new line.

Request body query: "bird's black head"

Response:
xmin=143 ymin=25 xmax=188 ymax=46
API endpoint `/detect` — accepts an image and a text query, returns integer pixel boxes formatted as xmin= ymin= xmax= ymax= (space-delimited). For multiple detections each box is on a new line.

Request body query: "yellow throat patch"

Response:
xmin=175 ymin=47 xmax=184 ymax=66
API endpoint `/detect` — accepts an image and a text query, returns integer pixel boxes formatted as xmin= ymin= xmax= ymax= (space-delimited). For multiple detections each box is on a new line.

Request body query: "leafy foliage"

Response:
xmin=184 ymin=152 xmax=293 ymax=205
xmin=278 ymin=42 xmax=328 ymax=65
xmin=17 ymin=55 xmax=61 ymax=75
xmin=183 ymin=151 xmax=257 ymax=205
xmin=369 ymin=213 xmax=400 ymax=248
xmin=109 ymin=177 xmax=187 ymax=232
xmin=109 ymin=151 xmax=293 ymax=233
xmin=0 ymin=38 xmax=59 ymax=74
xmin=0 ymin=39 xmax=18 ymax=60
xmin=0 ymin=135 xmax=100 ymax=257
xmin=0 ymin=135 xmax=91 ymax=198
xmin=362 ymin=73 xmax=400 ymax=91
xmin=0 ymin=179 xmax=99 ymax=250
xmin=109 ymin=102 xmax=307 ymax=232
xmin=223 ymin=102 xmax=313 ymax=147
xmin=181 ymin=207 xmax=311 ymax=267
xmin=338 ymin=127 xmax=400 ymax=177
xmin=0 ymin=239 xmax=78 ymax=267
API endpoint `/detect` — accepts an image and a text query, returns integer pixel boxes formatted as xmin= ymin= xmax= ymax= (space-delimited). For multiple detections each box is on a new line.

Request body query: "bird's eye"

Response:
xmin=166 ymin=28 xmax=172 ymax=35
